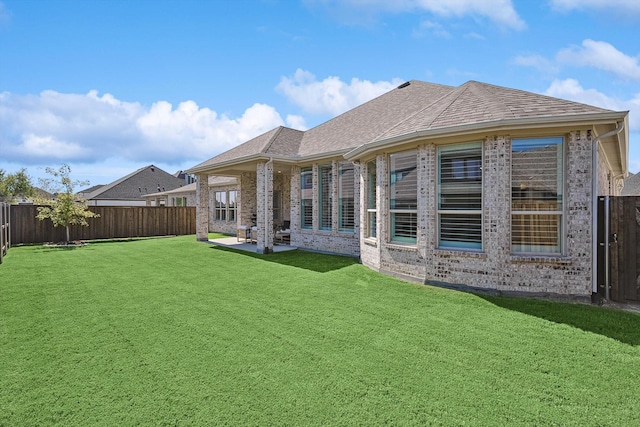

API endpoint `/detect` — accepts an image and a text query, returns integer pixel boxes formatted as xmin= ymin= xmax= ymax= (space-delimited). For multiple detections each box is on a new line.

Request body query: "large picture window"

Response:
xmin=511 ymin=137 xmax=564 ymax=254
xmin=318 ymin=164 xmax=332 ymax=231
xmin=367 ymin=160 xmax=377 ymax=239
xmin=389 ymin=150 xmax=417 ymax=243
xmin=339 ymin=162 xmax=355 ymax=232
xmin=438 ymin=142 xmax=482 ymax=250
xmin=300 ymin=167 xmax=313 ymax=229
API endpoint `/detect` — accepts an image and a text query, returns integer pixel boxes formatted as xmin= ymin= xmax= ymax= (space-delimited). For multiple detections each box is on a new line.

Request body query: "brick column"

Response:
xmin=256 ymin=161 xmax=274 ymax=254
xmin=196 ymin=173 xmax=209 ymax=241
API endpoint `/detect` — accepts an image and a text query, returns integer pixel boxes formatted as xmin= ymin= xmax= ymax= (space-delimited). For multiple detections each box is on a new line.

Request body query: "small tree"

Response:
xmin=36 ymin=164 xmax=99 ymax=243
xmin=0 ymin=168 xmax=35 ymax=203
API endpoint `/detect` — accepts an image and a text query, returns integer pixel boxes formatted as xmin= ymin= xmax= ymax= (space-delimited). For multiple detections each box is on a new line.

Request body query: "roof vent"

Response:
xmin=397 ymin=81 xmax=411 ymax=89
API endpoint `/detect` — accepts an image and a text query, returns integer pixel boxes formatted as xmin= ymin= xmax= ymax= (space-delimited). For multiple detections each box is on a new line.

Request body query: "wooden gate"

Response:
xmin=609 ymin=196 xmax=640 ymax=303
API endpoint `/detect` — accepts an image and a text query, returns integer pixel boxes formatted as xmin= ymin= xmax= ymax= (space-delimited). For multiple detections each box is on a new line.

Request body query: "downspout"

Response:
xmin=263 ymin=157 xmax=274 ymax=254
xmin=591 ymin=122 xmax=625 ymax=297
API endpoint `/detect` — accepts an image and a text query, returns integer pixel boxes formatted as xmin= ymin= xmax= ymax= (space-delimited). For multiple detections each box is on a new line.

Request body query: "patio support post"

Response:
xmin=256 ymin=161 xmax=274 ymax=254
xmin=196 ymin=173 xmax=209 ymax=241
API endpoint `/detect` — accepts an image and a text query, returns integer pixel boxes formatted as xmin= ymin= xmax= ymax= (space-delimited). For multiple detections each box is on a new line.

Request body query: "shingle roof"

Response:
xmin=189 ymin=127 xmax=304 ymax=171
xmin=376 ymin=81 xmax=611 ymax=141
xmin=622 ymin=173 xmax=640 ymax=196
xmin=298 ymin=81 xmax=454 ymax=157
xmin=189 ymin=79 xmax=624 ymax=173
xmin=142 ymin=176 xmax=237 ymax=198
xmin=86 ymin=165 xmax=186 ymax=200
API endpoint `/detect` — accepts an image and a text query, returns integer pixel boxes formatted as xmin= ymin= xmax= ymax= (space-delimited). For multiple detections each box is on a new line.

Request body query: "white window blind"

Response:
xmin=300 ymin=167 xmax=313 ymax=229
xmin=511 ymin=137 xmax=564 ymax=254
xmin=438 ymin=142 xmax=482 ymax=250
xmin=318 ymin=164 xmax=332 ymax=231
xmin=339 ymin=162 xmax=355 ymax=232
xmin=390 ymin=151 xmax=417 ymax=243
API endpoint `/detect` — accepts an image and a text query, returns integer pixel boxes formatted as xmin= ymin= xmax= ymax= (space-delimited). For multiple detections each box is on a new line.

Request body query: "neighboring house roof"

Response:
xmin=622 ymin=173 xmax=640 ymax=195
xmin=188 ymin=79 xmax=628 ymax=176
xmin=142 ymin=176 xmax=238 ymax=199
xmin=77 ymin=184 xmax=105 ymax=199
xmin=86 ymin=165 xmax=186 ymax=201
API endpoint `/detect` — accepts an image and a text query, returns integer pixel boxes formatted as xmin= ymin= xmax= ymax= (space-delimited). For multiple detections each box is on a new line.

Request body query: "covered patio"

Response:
xmin=207 ymin=235 xmax=297 ymax=254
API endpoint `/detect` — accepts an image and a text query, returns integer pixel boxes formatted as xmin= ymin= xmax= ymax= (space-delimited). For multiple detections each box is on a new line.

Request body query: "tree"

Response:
xmin=0 ymin=168 xmax=35 ymax=203
xmin=36 ymin=164 xmax=99 ymax=243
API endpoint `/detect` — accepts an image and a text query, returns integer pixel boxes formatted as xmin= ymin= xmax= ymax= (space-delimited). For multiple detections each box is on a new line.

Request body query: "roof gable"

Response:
xmin=86 ymin=165 xmax=185 ymax=200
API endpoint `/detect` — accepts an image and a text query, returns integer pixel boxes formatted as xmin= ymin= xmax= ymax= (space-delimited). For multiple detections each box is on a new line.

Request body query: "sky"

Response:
xmin=0 ymin=0 xmax=639 ymax=188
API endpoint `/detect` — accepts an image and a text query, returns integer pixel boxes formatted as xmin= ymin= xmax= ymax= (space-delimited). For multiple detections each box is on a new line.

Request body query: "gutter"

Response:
xmin=344 ymin=111 xmax=628 ymax=161
xmin=591 ymin=121 xmax=625 ymax=299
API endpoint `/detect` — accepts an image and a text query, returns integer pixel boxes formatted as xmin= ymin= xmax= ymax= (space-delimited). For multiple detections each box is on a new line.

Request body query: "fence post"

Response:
xmin=0 ymin=202 xmax=9 ymax=264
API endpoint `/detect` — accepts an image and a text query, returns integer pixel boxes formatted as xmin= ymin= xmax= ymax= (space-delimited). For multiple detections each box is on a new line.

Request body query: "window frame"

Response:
xmin=318 ymin=164 xmax=333 ymax=231
xmin=389 ymin=150 xmax=418 ymax=244
xmin=338 ymin=162 xmax=355 ymax=232
xmin=510 ymin=136 xmax=566 ymax=255
xmin=437 ymin=142 xmax=483 ymax=251
xmin=300 ymin=166 xmax=313 ymax=230
xmin=366 ymin=160 xmax=377 ymax=239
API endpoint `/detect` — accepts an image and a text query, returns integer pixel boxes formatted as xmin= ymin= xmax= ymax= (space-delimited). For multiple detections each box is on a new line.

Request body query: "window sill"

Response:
xmin=510 ymin=255 xmax=572 ymax=265
xmin=385 ymin=242 xmax=418 ymax=252
xmin=434 ymin=248 xmax=486 ymax=259
xmin=364 ymin=238 xmax=377 ymax=247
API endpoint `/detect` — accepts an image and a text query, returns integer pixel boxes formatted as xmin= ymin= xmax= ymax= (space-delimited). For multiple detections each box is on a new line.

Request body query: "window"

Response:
xmin=215 ymin=191 xmax=226 ymax=221
xmin=228 ymin=191 xmax=237 ymax=222
xmin=273 ymin=190 xmax=282 ymax=222
xmin=339 ymin=162 xmax=355 ymax=232
xmin=511 ymin=137 xmax=564 ymax=254
xmin=300 ymin=167 xmax=313 ymax=229
xmin=318 ymin=164 xmax=332 ymax=231
xmin=367 ymin=160 xmax=377 ymax=239
xmin=438 ymin=143 xmax=482 ymax=250
xmin=389 ymin=150 xmax=417 ymax=243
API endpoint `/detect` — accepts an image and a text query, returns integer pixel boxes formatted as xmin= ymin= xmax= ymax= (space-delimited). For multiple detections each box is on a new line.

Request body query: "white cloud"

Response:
xmin=545 ymin=78 xmax=640 ymax=130
xmin=285 ymin=115 xmax=308 ymax=130
xmin=556 ymin=40 xmax=640 ymax=81
xmin=512 ymin=54 xmax=559 ymax=75
xmin=412 ymin=20 xmax=451 ymax=38
xmin=550 ymin=0 xmax=640 ymax=14
xmin=309 ymin=0 xmax=525 ymax=30
xmin=0 ymin=90 xmax=287 ymax=166
xmin=276 ymin=69 xmax=403 ymax=116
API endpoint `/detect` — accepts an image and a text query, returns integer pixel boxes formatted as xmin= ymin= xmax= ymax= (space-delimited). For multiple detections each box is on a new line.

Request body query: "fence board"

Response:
xmin=9 ymin=205 xmax=196 ymax=244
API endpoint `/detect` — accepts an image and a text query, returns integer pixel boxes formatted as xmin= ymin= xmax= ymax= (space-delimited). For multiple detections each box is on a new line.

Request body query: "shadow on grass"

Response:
xmin=481 ymin=294 xmax=640 ymax=346
xmin=210 ymin=245 xmax=359 ymax=273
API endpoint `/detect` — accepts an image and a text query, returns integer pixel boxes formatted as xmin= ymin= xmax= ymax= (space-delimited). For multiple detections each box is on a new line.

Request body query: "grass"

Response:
xmin=1 ymin=235 xmax=639 ymax=426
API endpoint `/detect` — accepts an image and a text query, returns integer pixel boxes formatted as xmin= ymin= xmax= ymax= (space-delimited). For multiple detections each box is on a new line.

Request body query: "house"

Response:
xmin=142 ymin=175 xmax=239 ymax=234
xmin=621 ymin=172 xmax=640 ymax=196
xmin=83 ymin=165 xmax=186 ymax=206
xmin=187 ymin=80 xmax=629 ymax=298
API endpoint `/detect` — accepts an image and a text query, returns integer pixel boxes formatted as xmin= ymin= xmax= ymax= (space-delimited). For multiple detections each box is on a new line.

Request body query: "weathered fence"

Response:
xmin=10 ymin=205 xmax=196 ymax=245
xmin=0 ymin=202 xmax=9 ymax=264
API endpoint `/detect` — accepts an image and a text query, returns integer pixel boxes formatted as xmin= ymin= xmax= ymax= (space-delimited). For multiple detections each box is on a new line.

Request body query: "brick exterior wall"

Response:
xmin=357 ymin=131 xmax=606 ymax=298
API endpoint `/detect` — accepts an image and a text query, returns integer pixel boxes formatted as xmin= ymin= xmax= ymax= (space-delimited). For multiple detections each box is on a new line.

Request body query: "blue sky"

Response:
xmin=1 ymin=0 xmax=639 ymax=187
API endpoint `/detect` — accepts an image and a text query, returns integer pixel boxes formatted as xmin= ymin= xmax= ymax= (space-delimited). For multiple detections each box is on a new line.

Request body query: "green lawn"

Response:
xmin=1 ymin=236 xmax=639 ymax=426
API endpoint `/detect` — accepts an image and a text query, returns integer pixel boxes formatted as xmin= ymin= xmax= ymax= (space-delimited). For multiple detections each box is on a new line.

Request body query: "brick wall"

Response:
xmin=363 ymin=131 xmax=601 ymax=297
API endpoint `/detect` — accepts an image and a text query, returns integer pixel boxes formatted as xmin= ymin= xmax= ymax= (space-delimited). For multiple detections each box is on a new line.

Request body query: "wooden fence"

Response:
xmin=608 ymin=196 xmax=640 ymax=303
xmin=10 ymin=205 xmax=196 ymax=245
xmin=0 ymin=202 xmax=9 ymax=264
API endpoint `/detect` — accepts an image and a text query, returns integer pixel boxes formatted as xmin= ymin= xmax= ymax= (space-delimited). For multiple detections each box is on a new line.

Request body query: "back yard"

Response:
xmin=1 ymin=235 xmax=639 ymax=425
